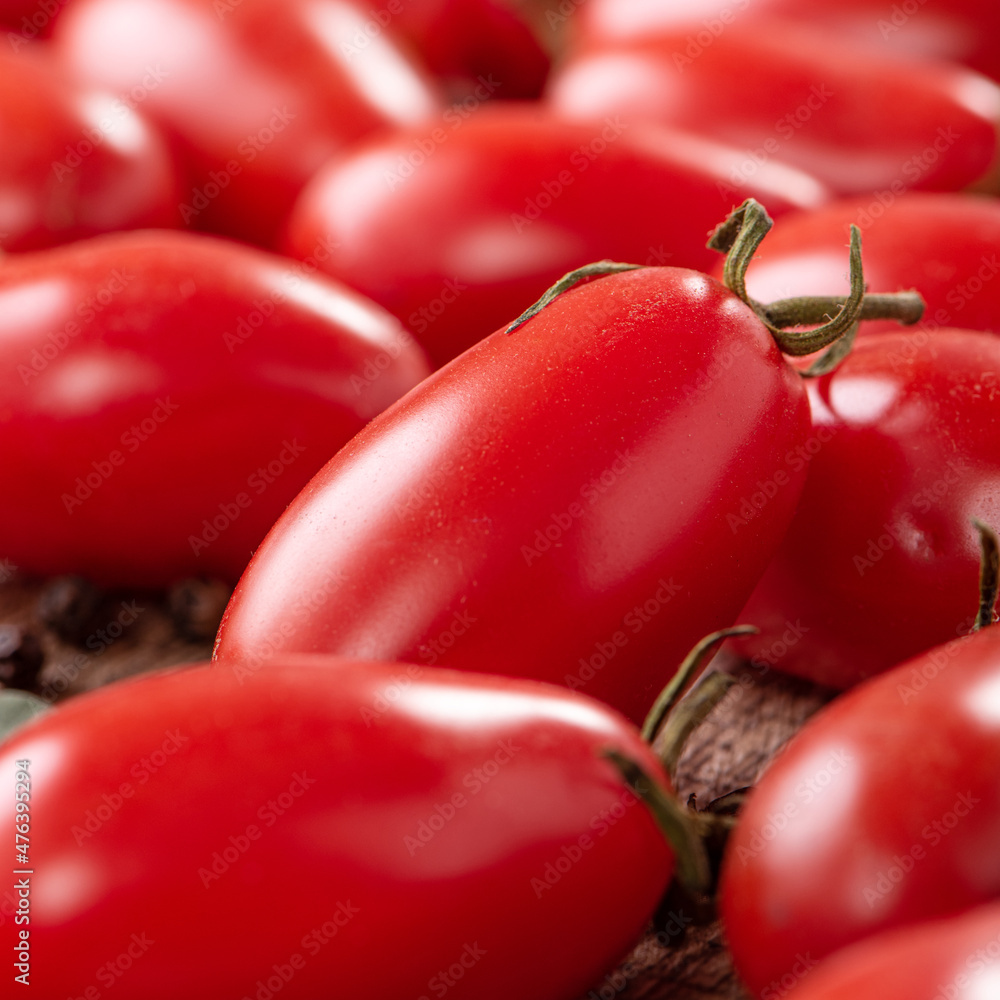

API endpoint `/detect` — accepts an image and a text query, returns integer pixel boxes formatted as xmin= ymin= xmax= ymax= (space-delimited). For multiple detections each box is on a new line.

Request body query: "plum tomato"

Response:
xmin=548 ymin=20 xmax=1000 ymax=196
xmin=733 ymin=328 xmax=1000 ymax=688
xmin=213 ymin=234 xmax=822 ymax=720
xmin=572 ymin=0 xmax=1000 ymax=85
xmin=0 ymin=45 xmax=180 ymax=252
xmin=773 ymin=903 xmax=1000 ymax=1000
xmin=0 ymin=230 xmax=430 ymax=587
xmin=52 ymin=0 xmax=443 ymax=246
xmin=722 ymin=193 xmax=1000 ymax=342
xmin=0 ymin=656 xmax=675 ymax=999
xmin=720 ymin=622 xmax=1000 ymax=996
xmin=284 ymin=105 xmax=830 ymax=365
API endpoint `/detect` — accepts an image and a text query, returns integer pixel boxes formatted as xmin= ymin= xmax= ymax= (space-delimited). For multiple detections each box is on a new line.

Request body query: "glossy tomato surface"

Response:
xmin=720 ymin=624 xmax=1000 ymax=996
xmin=548 ymin=21 xmax=1000 ymax=196
xmin=0 ymin=656 xmax=674 ymax=999
xmin=53 ymin=0 xmax=442 ymax=245
xmin=285 ymin=105 xmax=829 ymax=364
xmin=214 ymin=265 xmax=811 ymax=723
xmin=727 ymin=193 xmax=1000 ymax=340
xmin=781 ymin=903 xmax=1000 ymax=999
xmin=389 ymin=0 xmax=550 ymax=98
xmin=0 ymin=230 xmax=430 ymax=587
xmin=573 ymin=0 xmax=1000 ymax=84
xmin=734 ymin=329 xmax=1000 ymax=688
xmin=0 ymin=46 xmax=179 ymax=252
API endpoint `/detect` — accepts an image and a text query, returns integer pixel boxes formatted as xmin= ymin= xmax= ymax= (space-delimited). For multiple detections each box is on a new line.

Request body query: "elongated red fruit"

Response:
xmin=214 ymin=261 xmax=812 ymax=723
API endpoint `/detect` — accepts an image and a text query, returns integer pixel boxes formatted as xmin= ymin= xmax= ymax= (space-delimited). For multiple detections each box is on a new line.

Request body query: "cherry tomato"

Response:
xmin=548 ymin=20 xmax=1000 ymax=196
xmin=385 ymin=0 xmax=551 ymax=99
xmin=0 ymin=46 xmax=179 ymax=252
xmin=573 ymin=0 xmax=1000 ymax=85
xmin=284 ymin=105 xmax=829 ymax=365
xmin=0 ymin=655 xmax=674 ymax=999
xmin=726 ymin=193 xmax=1000 ymax=341
xmin=733 ymin=329 xmax=1000 ymax=688
xmin=0 ymin=230 xmax=430 ymax=587
xmin=53 ymin=0 xmax=443 ymax=246
xmin=214 ymin=263 xmax=811 ymax=723
xmin=780 ymin=903 xmax=1000 ymax=1000
xmin=720 ymin=623 xmax=1000 ymax=996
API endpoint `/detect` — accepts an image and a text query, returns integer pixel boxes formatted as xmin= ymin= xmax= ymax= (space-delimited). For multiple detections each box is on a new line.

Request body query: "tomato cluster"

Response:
xmin=1 ymin=2 xmax=1000 ymax=998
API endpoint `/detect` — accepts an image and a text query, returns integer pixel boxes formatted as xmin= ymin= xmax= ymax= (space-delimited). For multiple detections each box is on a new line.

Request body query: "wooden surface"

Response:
xmin=0 ymin=572 xmax=835 ymax=1000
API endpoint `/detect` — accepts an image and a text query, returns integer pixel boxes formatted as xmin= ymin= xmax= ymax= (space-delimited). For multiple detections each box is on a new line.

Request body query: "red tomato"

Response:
xmin=548 ymin=21 xmax=1000 ymax=196
xmin=779 ymin=903 xmax=1000 ymax=1000
xmin=52 ymin=0 xmax=443 ymax=246
xmin=1 ymin=0 xmax=67 ymax=38
xmin=573 ymin=0 xmax=1000 ymax=84
xmin=720 ymin=623 xmax=1000 ymax=996
xmin=0 ymin=230 xmax=430 ymax=587
xmin=284 ymin=105 xmax=829 ymax=365
xmin=732 ymin=329 xmax=1000 ymax=688
xmin=0 ymin=46 xmax=179 ymax=252
xmin=0 ymin=656 xmax=675 ymax=999
xmin=214 ymin=264 xmax=811 ymax=723
xmin=384 ymin=0 xmax=550 ymax=99
xmin=725 ymin=193 xmax=1000 ymax=341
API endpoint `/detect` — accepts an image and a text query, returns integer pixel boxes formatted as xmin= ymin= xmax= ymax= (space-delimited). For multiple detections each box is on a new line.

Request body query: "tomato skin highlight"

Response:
xmin=214 ymin=266 xmax=811 ymax=723
xmin=726 ymin=193 xmax=1000 ymax=342
xmin=53 ymin=0 xmax=443 ymax=246
xmin=733 ymin=329 xmax=1000 ymax=688
xmin=573 ymin=0 xmax=1000 ymax=85
xmin=0 ymin=656 xmax=675 ymax=1000
xmin=0 ymin=230 xmax=430 ymax=587
xmin=0 ymin=46 xmax=180 ymax=252
xmin=548 ymin=20 xmax=1000 ymax=197
xmin=285 ymin=105 xmax=829 ymax=365
xmin=768 ymin=903 xmax=1000 ymax=1000
xmin=720 ymin=624 xmax=1000 ymax=996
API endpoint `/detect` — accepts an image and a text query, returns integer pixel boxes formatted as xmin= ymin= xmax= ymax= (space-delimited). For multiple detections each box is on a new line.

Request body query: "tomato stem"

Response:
xmin=602 ymin=748 xmax=712 ymax=896
xmin=641 ymin=625 xmax=757 ymax=745
xmin=708 ymin=199 xmax=926 ymax=375
xmin=972 ymin=519 xmax=1000 ymax=631
xmin=504 ymin=260 xmax=642 ymax=334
